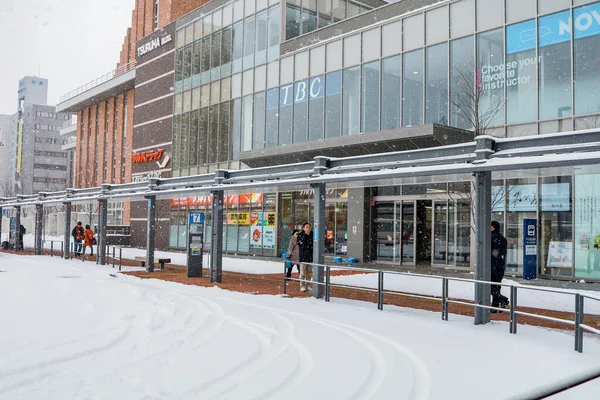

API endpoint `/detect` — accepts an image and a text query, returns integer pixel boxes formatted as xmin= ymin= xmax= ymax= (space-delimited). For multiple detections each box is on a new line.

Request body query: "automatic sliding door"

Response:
xmin=433 ymin=201 xmax=448 ymax=264
xmin=401 ymin=201 xmax=415 ymax=263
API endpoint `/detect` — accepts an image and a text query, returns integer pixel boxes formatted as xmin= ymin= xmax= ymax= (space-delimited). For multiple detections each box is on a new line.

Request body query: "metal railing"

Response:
xmin=59 ymin=60 xmax=136 ymax=103
xmin=284 ymin=262 xmax=600 ymax=353
xmin=42 ymin=240 xmax=63 ymax=257
xmin=105 ymin=246 xmax=123 ymax=271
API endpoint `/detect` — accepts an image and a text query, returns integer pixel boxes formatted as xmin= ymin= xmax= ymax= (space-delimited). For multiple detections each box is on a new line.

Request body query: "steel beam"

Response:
xmin=98 ymin=198 xmax=108 ymax=265
xmin=63 ymin=202 xmax=71 ymax=259
xmin=145 ymin=195 xmax=156 ymax=272
xmin=210 ymin=190 xmax=224 ymax=283
xmin=474 ymin=170 xmax=492 ymax=325
xmin=35 ymin=204 xmax=43 ymax=255
xmin=210 ymin=171 xmax=226 ymax=283
xmin=14 ymin=206 xmax=21 ymax=251
xmin=312 ymin=157 xmax=329 ymax=299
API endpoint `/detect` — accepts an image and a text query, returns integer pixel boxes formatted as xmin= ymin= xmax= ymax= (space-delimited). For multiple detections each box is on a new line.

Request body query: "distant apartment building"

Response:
xmin=15 ymin=104 xmax=72 ymax=195
xmin=0 ymin=114 xmax=14 ymax=196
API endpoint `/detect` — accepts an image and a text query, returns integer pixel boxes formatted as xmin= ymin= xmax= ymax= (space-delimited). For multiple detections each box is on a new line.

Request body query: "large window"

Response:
xmin=198 ymin=108 xmax=207 ymax=165
xmin=342 ymin=67 xmax=360 ymax=135
xmin=221 ymin=27 xmax=233 ymax=77
xmin=208 ymin=105 xmax=219 ymax=163
xmin=286 ymin=2 xmax=301 ymax=39
xmin=506 ymin=20 xmax=537 ymax=123
xmin=232 ymin=21 xmax=243 ymax=73
xmin=538 ymin=11 xmax=572 ymax=120
xmin=265 ymin=88 xmax=279 ymax=147
xmin=267 ymin=5 xmax=280 ymax=61
xmin=362 ymin=61 xmax=380 ymax=132
xmin=253 ymin=92 xmax=266 ymax=149
xmin=255 ymin=10 xmax=268 ymax=66
xmin=403 ymin=49 xmax=423 ymax=127
xmin=231 ymin=99 xmax=241 ymax=160
xmin=294 ymin=81 xmax=308 ymax=143
xmin=243 ymin=16 xmax=255 ymax=70
xmin=309 ymin=76 xmax=325 ymax=140
xmin=381 ymin=55 xmax=401 ymax=130
xmin=325 ymin=71 xmax=342 ymax=138
xmin=574 ymin=3 xmax=600 ymax=115
xmin=477 ymin=29 xmax=505 ymax=129
xmin=425 ymin=43 xmax=448 ymax=124
xmin=211 ymin=31 xmax=222 ymax=81
xmin=219 ymin=102 xmax=230 ymax=162
xmin=279 ymin=85 xmax=293 ymax=145
xmin=241 ymin=95 xmax=253 ymax=152
xmin=450 ymin=36 xmax=474 ymax=130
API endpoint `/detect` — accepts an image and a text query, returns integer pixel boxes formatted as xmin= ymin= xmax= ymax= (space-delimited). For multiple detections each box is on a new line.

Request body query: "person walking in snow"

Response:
xmin=72 ymin=221 xmax=84 ymax=257
xmin=18 ymin=224 xmax=26 ymax=251
xmin=297 ymin=222 xmax=313 ymax=292
xmin=491 ymin=220 xmax=509 ymax=312
xmin=285 ymin=229 xmax=301 ymax=278
xmin=81 ymin=225 xmax=95 ymax=262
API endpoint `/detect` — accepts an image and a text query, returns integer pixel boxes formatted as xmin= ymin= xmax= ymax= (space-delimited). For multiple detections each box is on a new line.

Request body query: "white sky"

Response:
xmin=0 ymin=0 xmax=136 ymax=115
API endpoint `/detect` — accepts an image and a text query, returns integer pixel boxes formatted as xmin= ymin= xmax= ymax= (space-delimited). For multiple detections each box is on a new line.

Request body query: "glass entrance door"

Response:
xmin=432 ymin=199 xmax=471 ymax=268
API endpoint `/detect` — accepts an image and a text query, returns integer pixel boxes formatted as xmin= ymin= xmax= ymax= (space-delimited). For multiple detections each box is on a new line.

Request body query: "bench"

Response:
xmin=134 ymin=256 xmax=171 ymax=270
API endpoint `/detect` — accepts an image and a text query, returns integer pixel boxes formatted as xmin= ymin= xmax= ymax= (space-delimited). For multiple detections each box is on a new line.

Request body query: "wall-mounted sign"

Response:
xmin=132 ymin=170 xmax=163 ymax=183
xmin=137 ymin=34 xmax=172 ymax=57
xmin=132 ymin=149 xmax=170 ymax=170
xmin=16 ymin=120 xmax=23 ymax=173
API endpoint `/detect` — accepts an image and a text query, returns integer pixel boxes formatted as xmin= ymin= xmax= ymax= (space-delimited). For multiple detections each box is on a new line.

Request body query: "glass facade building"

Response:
xmin=169 ymin=0 xmax=600 ymax=280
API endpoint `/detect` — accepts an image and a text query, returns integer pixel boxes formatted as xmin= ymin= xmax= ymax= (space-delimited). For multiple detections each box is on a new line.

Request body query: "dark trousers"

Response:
xmin=491 ymin=273 xmax=508 ymax=306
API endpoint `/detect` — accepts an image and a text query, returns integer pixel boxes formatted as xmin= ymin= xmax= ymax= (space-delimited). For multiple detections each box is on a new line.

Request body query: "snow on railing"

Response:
xmin=59 ymin=60 xmax=136 ymax=103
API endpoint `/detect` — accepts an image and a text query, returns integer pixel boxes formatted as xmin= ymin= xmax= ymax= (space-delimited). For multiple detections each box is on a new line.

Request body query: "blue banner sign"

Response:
xmin=507 ymin=2 xmax=600 ymax=54
xmin=523 ymin=218 xmax=538 ymax=280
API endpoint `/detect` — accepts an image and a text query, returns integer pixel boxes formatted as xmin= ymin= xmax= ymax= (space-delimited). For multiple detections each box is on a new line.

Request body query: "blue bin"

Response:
xmin=347 ymin=257 xmax=358 ymax=264
xmin=333 ymin=257 xmax=343 ymax=264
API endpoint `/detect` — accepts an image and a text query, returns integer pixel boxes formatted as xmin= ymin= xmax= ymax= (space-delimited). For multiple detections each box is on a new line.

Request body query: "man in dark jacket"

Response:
xmin=297 ymin=222 xmax=313 ymax=292
xmin=18 ymin=225 xmax=26 ymax=251
xmin=72 ymin=222 xmax=84 ymax=257
xmin=491 ymin=220 xmax=509 ymax=311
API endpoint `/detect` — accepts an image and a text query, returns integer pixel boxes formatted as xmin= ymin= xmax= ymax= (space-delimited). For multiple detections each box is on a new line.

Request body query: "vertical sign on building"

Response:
xmin=523 ymin=218 xmax=537 ymax=280
xmin=16 ymin=120 xmax=23 ymax=173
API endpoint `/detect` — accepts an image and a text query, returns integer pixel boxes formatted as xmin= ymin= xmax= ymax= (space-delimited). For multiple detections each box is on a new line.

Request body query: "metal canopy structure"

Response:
xmin=3 ymin=129 xmax=600 ymax=325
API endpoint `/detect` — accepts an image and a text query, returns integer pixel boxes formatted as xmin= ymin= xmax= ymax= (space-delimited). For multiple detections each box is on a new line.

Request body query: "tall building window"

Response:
xmin=154 ymin=0 xmax=160 ymax=30
xmin=122 ymin=93 xmax=128 ymax=182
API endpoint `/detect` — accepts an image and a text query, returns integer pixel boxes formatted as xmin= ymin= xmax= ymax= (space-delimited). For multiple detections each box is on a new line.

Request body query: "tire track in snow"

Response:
xmin=216 ymin=296 xmax=432 ymax=400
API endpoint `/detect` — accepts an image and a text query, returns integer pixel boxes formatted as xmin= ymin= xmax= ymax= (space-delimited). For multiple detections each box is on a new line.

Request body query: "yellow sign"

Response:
xmin=16 ymin=120 xmax=23 ymax=173
xmin=227 ymin=212 xmax=250 ymax=225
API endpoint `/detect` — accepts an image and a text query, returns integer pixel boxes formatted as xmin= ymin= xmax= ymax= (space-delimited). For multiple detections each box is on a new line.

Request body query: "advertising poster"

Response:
xmin=250 ymin=212 xmax=262 ymax=249
xmin=547 ymin=241 xmax=573 ymax=268
xmin=574 ymin=175 xmax=600 ymax=279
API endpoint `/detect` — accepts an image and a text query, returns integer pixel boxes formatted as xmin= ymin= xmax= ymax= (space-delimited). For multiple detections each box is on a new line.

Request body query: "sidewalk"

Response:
xmin=122 ymin=264 xmax=600 ymax=333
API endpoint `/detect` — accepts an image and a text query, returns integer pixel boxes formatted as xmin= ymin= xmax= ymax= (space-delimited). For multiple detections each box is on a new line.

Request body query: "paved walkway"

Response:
xmin=122 ymin=264 xmax=600 ymax=333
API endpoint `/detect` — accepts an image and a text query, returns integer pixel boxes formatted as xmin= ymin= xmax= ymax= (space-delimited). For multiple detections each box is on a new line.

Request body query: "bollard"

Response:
xmin=575 ymin=294 xmax=584 ymax=353
xmin=112 ymin=247 xmax=116 ymax=268
xmin=325 ymin=266 xmax=330 ymax=302
xmin=377 ymin=271 xmax=384 ymax=310
xmin=510 ymin=286 xmax=517 ymax=334
xmin=50 ymin=241 xmax=54 ymax=257
xmin=119 ymin=248 xmax=122 ymax=271
xmin=442 ymin=278 xmax=449 ymax=321
xmin=61 ymin=241 xmax=64 ymax=259
xmin=283 ymin=260 xmax=287 ymax=295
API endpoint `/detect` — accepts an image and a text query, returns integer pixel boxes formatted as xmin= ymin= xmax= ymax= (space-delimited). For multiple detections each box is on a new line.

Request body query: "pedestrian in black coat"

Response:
xmin=297 ymin=222 xmax=313 ymax=292
xmin=491 ymin=220 xmax=509 ymax=310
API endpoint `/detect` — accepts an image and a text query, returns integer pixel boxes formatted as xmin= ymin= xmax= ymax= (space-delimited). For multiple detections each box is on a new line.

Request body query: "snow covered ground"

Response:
xmin=1 ymin=252 xmax=600 ymax=399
